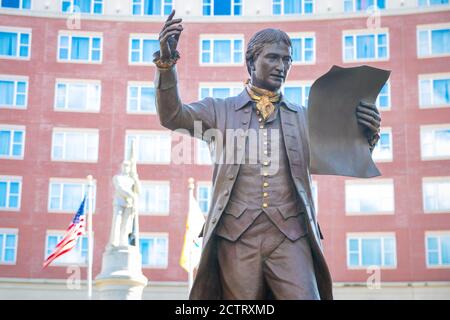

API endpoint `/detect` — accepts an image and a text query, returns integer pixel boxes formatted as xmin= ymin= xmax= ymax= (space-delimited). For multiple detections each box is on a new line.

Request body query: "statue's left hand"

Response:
xmin=356 ymin=101 xmax=381 ymax=140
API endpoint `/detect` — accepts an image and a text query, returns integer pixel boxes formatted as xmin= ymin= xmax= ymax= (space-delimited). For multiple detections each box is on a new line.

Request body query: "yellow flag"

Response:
xmin=179 ymin=190 xmax=205 ymax=272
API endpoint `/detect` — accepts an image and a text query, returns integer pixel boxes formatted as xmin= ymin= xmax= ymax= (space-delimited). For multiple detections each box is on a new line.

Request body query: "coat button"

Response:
xmin=244 ymin=109 xmax=250 ymax=113
xmin=262 ymin=203 xmax=268 ymax=208
xmin=218 ymin=205 xmax=223 ymax=210
xmin=212 ymin=217 xmax=217 ymax=224
xmin=224 ymin=190 xmax=230 ymax=196
xmin=227 ymin=174 xmax=234 ymax=180
xmin=242 ymin=120 xmax=248 ymax=125
xmin=263 ymin=182 xmax=269 ymax=187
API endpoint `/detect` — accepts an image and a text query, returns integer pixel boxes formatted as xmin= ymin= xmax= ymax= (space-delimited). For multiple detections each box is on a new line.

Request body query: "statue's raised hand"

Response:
xmin=159 ymin=9 xmax=183 ymax=60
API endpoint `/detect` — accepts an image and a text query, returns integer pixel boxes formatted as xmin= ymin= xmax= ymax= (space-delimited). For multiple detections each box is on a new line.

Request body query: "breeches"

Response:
xmin=216 ymin=212 xmax=320 ymax=300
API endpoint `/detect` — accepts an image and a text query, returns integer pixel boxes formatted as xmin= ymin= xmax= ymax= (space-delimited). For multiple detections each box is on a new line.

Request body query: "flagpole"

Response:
xmin=187 ymin=177 xmax=195 ymax=293
xmin=86 ymin=175 xmax=94 ymax=300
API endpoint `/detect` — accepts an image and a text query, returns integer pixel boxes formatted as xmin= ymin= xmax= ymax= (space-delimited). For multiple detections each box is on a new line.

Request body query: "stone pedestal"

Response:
xmin=95 ymin=245 xmax=148 ymax=300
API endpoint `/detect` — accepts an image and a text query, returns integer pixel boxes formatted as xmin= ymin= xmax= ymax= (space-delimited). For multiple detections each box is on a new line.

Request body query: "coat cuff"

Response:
xmin=154 ymin=65 xmax=178 ymax=90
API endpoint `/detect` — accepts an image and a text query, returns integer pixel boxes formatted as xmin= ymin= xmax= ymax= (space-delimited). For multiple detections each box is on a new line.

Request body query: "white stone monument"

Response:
xmin=95 ymin=141 xmax=148 ymax=300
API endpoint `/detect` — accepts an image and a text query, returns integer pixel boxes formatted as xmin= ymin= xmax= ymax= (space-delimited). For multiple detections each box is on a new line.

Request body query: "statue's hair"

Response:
xmin=245 ymin=28 xmax=292 ymax=75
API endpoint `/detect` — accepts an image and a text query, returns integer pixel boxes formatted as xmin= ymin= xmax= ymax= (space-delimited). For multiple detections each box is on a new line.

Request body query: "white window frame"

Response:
xmin=44 ymin=230 xmax=89 ymax=266
xmin=0 ymin=74 xmax=28 ymax=109
xmin=57 ymin=31 xmax=103 ymax=64
xmin=0 ymin=0 xmax=31 ymax=9
xmin=199 ymin=35 xmax=244 ymax=66
xmin=51 ymin=128 xmax=99 ymax=163
xmin=0 ymin=228 xmax=18 ymax=265
xmin=422 ymin=177 xmax=450 ymax=214
xmin=425 ymin=231 xmax=450 ymax=269
xmin=129 ymin=34 xmax=159 ymax=65
xmin=417 ymin=23 xmax=450 ymax=59
xmin=345 ymin=179 xmax=395 ymax=215
xmin=376 ymin=81 xmax=391 ymax=111
xmin=198 ymin=82 xmax=243 ymax=100
xmin=0 ymin=175 xmax=22 ymax=211
xmin=47 ymin=178 xmax=97 ymax=214
xmin=347 ymin=232 xmax=397 ymax=269
xmin=61 ymin=0 xmax=103 ymax=14
xmin=127 ymin=81 xmax=156 ymax=114
xmin=282 ymin=81 xmax=313 ymax=107
xmin=272 ymin=0 xmax=315 ymax=15
xmin=54 ymin=78 xmax=101 ymax=113
xmin=372 ymin=127 xmax=393 ymax=162
xmin=420 ymin=124 xmax=450 ymax=161
xmin=202 ymin=0 xmax=243 ymax=16
xmin=197 ymin=182 xmax=212 ymax=216
xmin=288 ymin=32 xmax=316 ymax=65
xmin=0 ymin=26 xmax=31 ymax=60
xmin=344 ymin=0 xmax=386 ymax=12
xmin=125 ymin=130 xmax=171 ymax=164
xmin=418 ymin=73 xmax=450 ymax=109
xmin=342 ymin=28 xmax=389 ymax=63
xmin=0 ymin=124 xmax=25 ymax=159
xmin=139 ymin=181 xmax=170 ymax=216
xmin=132 ymin=0 xmax=172 ymax=16
xmin=140 ymin=232 xmax=169 ymax=269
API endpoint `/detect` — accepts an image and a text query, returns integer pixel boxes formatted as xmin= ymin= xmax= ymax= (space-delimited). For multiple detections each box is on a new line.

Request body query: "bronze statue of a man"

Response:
xmin=153 ymin=10 xmax=381 ymax=300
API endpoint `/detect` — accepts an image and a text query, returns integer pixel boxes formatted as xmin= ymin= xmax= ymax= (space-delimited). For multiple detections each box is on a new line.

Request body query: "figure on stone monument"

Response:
xmin=109 ymin=158 xmax=141 ymax=247
xmin=153 ymin=10 xmax=381 ymax=300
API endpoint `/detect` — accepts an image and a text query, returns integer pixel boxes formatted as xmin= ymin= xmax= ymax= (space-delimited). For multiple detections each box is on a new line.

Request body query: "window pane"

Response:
xmin=442 ymin=236 xmax=450 ymax=264
xmin=0 ymin=32 xmax=18 ymax=56
xmin=62 ymin=184 xmax=83 ymax=211
xmin=140 ymin=87 xmax=155 ymax=112
xmin=433 ymin=79 xmax=450 ymax=105
xmin=143 ymin=39 xmax=159 ymax=62
xmin=0 ymin=130 xmax=11 ymax=155
xmin=71 ymin=37 xmax=90 ymax=60
xmin=143 ymin=0 xmax=161 ymax=15
xmin=431 ymin=29 xmax=450 ymax=55
xmin=291 ymin=38 xmax=301 ymax=61
xmin=0 ymin=81 xmax=14 ymax=105
xmin=213 ymin=40 xmax=231 ymax=63
xmin=361 ymin=238 xmax=382 ymax=266
xmin=214 ymin=0 xmax=231 ymax=15
xmin=356 ymin=35 xmax=375 ymax=59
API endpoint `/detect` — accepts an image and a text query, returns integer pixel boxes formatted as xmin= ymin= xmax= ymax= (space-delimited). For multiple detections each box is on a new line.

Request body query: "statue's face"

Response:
xmin=250 ymin=42 xmax=292 ymax=92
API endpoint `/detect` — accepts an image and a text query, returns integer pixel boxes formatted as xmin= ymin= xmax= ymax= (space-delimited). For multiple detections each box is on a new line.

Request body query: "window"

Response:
xmin=290 ymin=34 xmax=315 ymax=63
xmin=203 ymin=0 xmax=242 ymax=16
xmin=197 ymin=183 xmax=212 ymax=215
xmin=344 ymin=0 xmax=386 ymax=12
xmin=418 ymin=0 xmax=449 ymax=7
xmin=273 ymin=0 xmax=314 ymax=15
xmin=423 ymin=178 xmax=450 ymax=213
xmin=418 ymin=25 xmax=450 ymax=57
xmin=0 ymin=0 xmax=30 ymax=9
xmin=139 ymin=182 xmax=170 ymax=215
xmin=421 ymin=125 xmax=450 ymax=160
xmin=347 ymin=234 xmax=396 ymax=268
xmin=0 ymin=229 xmax=17 ymax=264
xmin=140 ymin=234 xmax=168 ymax=268
xmin=58 ymin=33 xmax=102 ymax=63
xmin=0 ymin=28 xmax=30 ymax=59
xmin=199 ymin=84 xmax=242 ymax=100
xmin=426 ymin=233 xmax=450 ymax=267
xmin=55 ymin=80 xmax=101 ymax=112
xmin=132 ymin=0 xmax=172 ymax=16
xmin=200 ymin=37 xmax=244 ymax=65
xmin=45 ymin=232 xmax=88 ymax=265
xmin=51 ymin=129 xmax=99 ymax=162
xmin=61 ymin=0 xmax=102 ymax=14
xmin=0 ymin=76 xmax=27 ymax=109
xmin=372 ymin=128 xmax=392 ymax=162
xmin=343 ymin=30 xmax=389 ymax=62
xmin=376 ymin=82 xmax=390 ymax=110
xmin=48 ymin=179 xmax=96 ymax=213
xmin=127 ymin=83 xmax=156 ymax=114
xmin=345 ymin=179 xmax=394 ymax=214
xmin=282 ymin=82 xmax=312 ymax=107
xmin=0 ymin=126 xmax=25 ymax=159
xmin=419 ymin=74 xmax=450 ymax=108
xmin=0 ymin=177 xmax=21 ymax=210
xmin=129 ymin=36 xmax=159 ymax=64
xmin=197 ymin=140 xmax=213 ymax=165
xmin=125 ymin=132 xmax=171 ymax=164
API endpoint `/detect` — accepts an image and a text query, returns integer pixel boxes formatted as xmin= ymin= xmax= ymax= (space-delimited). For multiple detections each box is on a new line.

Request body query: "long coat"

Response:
xmin=156 ymin=81 xmax=333 ymax=300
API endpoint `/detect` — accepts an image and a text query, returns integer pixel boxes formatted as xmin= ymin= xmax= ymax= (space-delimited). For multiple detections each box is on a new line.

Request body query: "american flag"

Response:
xmin=43 ymin=195 xmax=87 ymax=268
